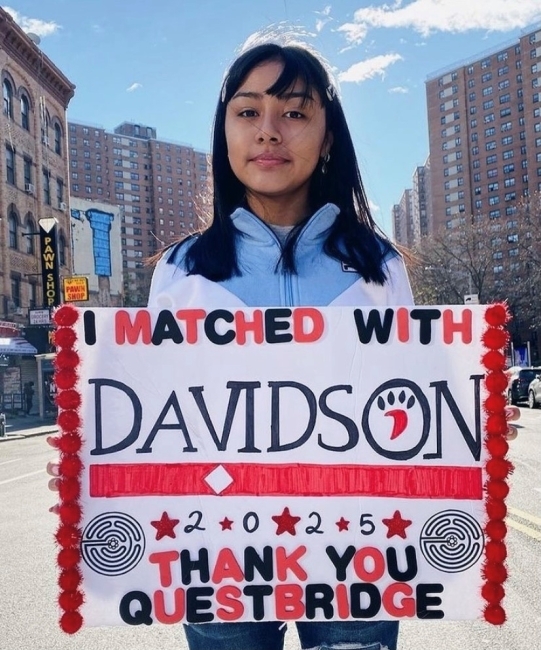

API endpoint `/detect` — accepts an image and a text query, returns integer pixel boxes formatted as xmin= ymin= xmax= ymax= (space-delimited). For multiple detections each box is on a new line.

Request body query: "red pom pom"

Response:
xmin=58 ymin=502 xmax=83 ymax=526
xmin=486 ymin=540 xmax=507 ymax=563
xmin=486 ymin=519 xmax=507 ymax=541
xmin=60 ymin=610 xmax=83 ymax=634
xmin=484 ymin=393 xmax=507 ymax=414
xmin=58 ymin=547 xmax=81 ymax=569
xmin=55 ymin=349 xmax=80 ymax=370
xmin=54 ymin=305 xmax=79 ymax=327
xmin=54 ymin=327 xmax=77 ymax=349
xmin=486 ymin=436 xmax=509 ymax=457
xmin=57 ymin=410 xmax=80 ymax=432
xmin=56 ymin=389 xmax=81 ymax=410
xmin=59 ymin=455 xmax=83 ymax=478
xmin=486 ymin=499 xmax=507 ymax=521
xmin=483 ymin=561 xmax=508 ymax=583
xmin=482 ymin=328 xmax=508 ymax=350
xmin=484 ymin=603 xmax=506 ymax=625
xmin=58 ymin=568 xmax=82 ymax=591
xmin=58 ymin=432 xmax=82 ymax=454
xmin=484 ymin=304 xmax=509 ymax=327
xmin=481 ymin=581 xmax=505 ymax=604
xmin=58 ymin=477 xmax=81 ymax=501
xmin=485 ymin=371 xmax=508 ymax=393
xmin=482 ymin=350 xmax=506 ymax=371
xmin=55 ymin=524 xmax=81 ymax=548
xmin=485 ymin=413 xmax=508 ymax=436
xmin=486 ymin=458 xmax=513 ymax=480
xmin=55 ymin=368 xmax=77 ymax=390
xmin=486 ymin=480 xmax=509 ymax=499
xmin=59 ymin=589 xmax=84 ymax=611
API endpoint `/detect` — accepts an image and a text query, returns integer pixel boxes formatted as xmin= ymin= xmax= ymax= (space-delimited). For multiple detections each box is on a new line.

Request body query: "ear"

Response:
xmin=321 ymin=131 xmax=334 ymax=158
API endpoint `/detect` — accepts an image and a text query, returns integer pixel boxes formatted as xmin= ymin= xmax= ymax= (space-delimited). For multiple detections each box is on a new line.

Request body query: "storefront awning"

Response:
xmin=0 ymin=337 xmax=38 ymax=356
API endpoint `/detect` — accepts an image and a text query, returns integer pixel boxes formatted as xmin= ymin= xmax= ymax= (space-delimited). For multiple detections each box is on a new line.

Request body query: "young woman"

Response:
xmin=148 ymin=41 xmax=411 ymax=650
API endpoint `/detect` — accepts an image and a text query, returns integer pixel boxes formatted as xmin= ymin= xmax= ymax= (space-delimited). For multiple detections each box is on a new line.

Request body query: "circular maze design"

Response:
xmin=81 ymin=512 xmax=145 ymax=576
xmin=419 ymin=510 xmax=484 ymax=573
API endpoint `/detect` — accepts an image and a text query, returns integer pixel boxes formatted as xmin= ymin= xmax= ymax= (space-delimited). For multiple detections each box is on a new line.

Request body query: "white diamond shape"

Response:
xmin=204 ymin=465 xmax=234 ymax=494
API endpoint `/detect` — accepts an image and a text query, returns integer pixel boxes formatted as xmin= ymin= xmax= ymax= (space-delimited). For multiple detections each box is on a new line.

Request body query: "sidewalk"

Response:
xmin=0 ymin=411 xmax=58 ymax=442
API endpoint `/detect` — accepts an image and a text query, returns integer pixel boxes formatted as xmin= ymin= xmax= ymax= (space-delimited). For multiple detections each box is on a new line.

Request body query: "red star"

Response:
xmin=382 ymin=510 xmax=412 ymax=539
xmin=336 ymin=517 xmax=350 ymax=532
xmin=150 ymin=511 xmax=180 ymax=540
xmin=219 ymin=517 xmax=234 ymax=530
xmin=272 ymin=507 xmax=301 ymax=536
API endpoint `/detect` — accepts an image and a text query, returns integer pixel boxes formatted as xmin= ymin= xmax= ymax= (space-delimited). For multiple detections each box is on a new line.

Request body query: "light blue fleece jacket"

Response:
xmin=148 ymin=203 xmax=413 ymax=310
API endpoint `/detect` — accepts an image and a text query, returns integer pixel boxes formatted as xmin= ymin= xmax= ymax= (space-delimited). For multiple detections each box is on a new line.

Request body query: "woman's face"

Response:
xmin=225 ymin=59 xmax=331 ymax=221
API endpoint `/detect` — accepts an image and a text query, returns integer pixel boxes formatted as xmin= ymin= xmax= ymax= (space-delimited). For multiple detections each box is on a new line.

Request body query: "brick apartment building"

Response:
xmin=67 ymin=120 xmax=210 ymax=302
xmin=0 ymin=8 xmax=75 ymax=411
xmin=426 ymin=25 xmax=541 ymax=234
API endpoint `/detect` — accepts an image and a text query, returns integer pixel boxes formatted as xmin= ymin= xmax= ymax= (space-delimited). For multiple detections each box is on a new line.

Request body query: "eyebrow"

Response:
xmin=231 ymin=90 xmax=314 ymax=102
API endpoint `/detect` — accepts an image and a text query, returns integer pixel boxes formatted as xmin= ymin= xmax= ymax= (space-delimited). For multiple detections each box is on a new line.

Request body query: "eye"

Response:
xmin=238 ymin=109 xmax=258 ymax=118
xmin=285 ymin=110 xmax=305 ymax=119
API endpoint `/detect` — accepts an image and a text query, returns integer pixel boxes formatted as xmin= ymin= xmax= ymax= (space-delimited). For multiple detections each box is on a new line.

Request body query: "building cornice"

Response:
xmin=0 ymin=8 xmax=75 ymax=108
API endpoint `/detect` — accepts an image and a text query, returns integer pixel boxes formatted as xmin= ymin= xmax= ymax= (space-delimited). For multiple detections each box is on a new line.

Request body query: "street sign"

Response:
xmin=63 ymin=277 xmax=89 ymax=302
xmin=29 ymin=309 xmax=51 ymax=326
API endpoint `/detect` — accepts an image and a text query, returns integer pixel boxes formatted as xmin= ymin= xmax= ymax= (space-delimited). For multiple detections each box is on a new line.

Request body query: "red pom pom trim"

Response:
xmin=55 ymin=389 xmax=81 ymax=410
xmin=54 ymin=309 xmax=84 ymax=631
xmin=54 ymin=305 xmax=79 ymax=327
xmin=59 ymin=610 xmax=83 ymax=634
xmin=482 ymin=304 xmax=510 ymax=624
xmin=53 ymin=327 xmax=76 ymax=349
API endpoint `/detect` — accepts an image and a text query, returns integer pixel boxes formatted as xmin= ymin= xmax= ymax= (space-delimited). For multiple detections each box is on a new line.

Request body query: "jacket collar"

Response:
xmin=230 ymin=203 xmax=340 ymax=246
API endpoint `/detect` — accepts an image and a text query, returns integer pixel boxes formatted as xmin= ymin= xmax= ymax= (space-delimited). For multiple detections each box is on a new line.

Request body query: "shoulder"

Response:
xmin=148 ymin=237 xmax=198 ymax=305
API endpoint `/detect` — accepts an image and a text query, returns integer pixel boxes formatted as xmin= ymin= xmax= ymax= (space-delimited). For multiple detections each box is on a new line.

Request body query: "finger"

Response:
xmin=46 ymin=435 xmax=60 ymax=449
xmin=49 ymin=503 xmax=60 ymax=515
xmin=504 ymin=406 xmax=520 ymax=422
xmin=505 ymin=425 xmax=518 ymax=441
xmin=48 ymin=477 xmax=60 ymax=492
xmin=46 ymin=461 xmax=60 ymax=477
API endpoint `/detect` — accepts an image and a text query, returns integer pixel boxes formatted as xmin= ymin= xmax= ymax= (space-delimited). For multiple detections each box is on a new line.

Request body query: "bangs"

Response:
xmin=223 ymin=44 xmax=328 ymax=107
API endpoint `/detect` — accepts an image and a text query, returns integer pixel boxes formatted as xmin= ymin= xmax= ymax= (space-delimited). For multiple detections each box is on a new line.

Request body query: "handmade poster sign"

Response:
xmin=52 ymin=303 xmax=511 ymax=634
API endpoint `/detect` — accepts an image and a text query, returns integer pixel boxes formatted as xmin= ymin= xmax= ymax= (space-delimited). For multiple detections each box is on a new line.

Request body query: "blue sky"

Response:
xmin=4 ymin=1 xmax=541 ymax=235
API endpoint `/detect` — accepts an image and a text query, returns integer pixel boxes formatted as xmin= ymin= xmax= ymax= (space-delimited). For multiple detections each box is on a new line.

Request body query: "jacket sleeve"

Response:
xmin=385 ymin=254 xmax=415 ymax=306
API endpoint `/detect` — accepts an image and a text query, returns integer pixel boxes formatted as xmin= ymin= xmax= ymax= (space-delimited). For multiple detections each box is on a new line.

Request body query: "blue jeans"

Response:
xmin=183 ymin=621 xmax=399 ymax=650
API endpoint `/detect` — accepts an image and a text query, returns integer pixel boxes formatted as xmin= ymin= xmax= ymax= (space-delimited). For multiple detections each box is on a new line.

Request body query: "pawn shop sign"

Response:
xmin=63 ymin=277 xmax=89 ymax=302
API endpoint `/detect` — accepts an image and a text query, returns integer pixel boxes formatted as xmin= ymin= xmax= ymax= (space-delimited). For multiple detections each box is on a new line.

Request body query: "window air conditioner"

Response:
xmin=25 ymin=183 xmax=35 ymax=194
xmin=59 ymin=202 xmax=67 ymax=211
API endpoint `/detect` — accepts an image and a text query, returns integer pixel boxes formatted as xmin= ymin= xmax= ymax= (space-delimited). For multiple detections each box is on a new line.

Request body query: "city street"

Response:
xmin=0 ymin=409 xmax=539 ymax=650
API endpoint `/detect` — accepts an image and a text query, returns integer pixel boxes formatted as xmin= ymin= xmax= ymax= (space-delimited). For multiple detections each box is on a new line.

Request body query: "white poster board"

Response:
xmin=52 ymin=304 xmax=511 ymax=632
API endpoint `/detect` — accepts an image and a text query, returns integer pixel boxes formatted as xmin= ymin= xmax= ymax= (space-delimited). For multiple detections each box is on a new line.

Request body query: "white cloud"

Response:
xmin=338 ymin=0 xmax=541 ymax=45
xmin=315 ymin=5 xmax=333 ymax=32
xmin=338 ymin=53 xmax=403 ymax=83
xmin=389 ymin=85 xmax=409 ymax=93
xmin=126 ymin=83 xmax=143 ymax=93
xmin=3 ymin=6 xmax=61 ymax=37
xmin=369 ymin=199 xmax=381 ymax=213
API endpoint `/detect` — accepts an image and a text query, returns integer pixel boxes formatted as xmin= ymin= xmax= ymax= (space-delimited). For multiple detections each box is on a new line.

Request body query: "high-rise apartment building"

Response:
xmin=392 ymin=159 xmax=431 ymax=248
xmin=426 ymin=25 xmax=541 ymax=232
xmin=67 ymin=120 xmax=210 ymax=300
xmin=392 ymin=188 xmax=413 ymax=246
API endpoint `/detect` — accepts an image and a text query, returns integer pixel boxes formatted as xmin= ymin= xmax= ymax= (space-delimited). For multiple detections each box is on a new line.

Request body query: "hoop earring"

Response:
xmin=321 ymin=153 xmax=330 ymax=175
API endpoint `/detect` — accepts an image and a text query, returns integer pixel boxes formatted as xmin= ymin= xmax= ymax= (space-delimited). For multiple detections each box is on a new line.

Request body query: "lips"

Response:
xmin=251 ymin=153 xmax=289 ymax=166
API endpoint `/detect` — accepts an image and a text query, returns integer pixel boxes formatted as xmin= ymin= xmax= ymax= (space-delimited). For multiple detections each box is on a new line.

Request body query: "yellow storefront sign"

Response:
xmin=63 ymin=277 xmax=89 ymax=302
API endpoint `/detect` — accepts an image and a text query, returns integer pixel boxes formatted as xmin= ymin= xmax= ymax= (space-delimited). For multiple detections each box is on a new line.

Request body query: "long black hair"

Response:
xmin=173 ymin=42 xmax=396 ymax=284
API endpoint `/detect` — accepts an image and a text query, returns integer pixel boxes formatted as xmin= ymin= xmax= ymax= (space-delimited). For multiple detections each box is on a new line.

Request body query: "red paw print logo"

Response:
xmin=377 ymin=390 xmax=416 ymax=440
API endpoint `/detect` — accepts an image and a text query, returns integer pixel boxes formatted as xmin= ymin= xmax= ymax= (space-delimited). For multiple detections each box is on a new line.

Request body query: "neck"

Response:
xmin=245 ymin=191 xmax=311 ymax=226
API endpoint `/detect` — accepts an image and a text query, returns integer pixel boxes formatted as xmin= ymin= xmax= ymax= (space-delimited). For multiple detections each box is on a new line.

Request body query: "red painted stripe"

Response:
xmin=89 ymin=463 xmax=482 ymax=499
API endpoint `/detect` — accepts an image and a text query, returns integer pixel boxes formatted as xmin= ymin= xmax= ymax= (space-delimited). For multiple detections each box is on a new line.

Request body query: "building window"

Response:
xmin=5 ymin=145 xmax=15 ymax=185
xmin=58 ymin=232 xmax=66 ymax=266
xmin=482 ymin=86 xmax=493 ymax=96
xmin=20 ymin=95 xmax=30 ymax=130
xmin=8 ymin=208 xmax=18 ymax=249
xmin=54 ymin=123 xmax=62 ymax=155
xmin=11 ymin=275 xmax=21 ymax=307
xmin=499 ymin=93 xmax=511 ymax=104
xmin=2 ymin=78 xmax=13 ymax=117
xmin=56 ymin=179 xmax=64 ymax=207
xmin=24 ymin=214 xmax=36 ymax=254
xmin=43 ymin=169 xmax=51 ymax=204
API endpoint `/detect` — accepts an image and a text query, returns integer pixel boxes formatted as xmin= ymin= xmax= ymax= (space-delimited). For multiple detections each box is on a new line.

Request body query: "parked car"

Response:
xmin=506 ymin=366 xmax=541 ymax=405
xmin=528 ymin=373 xmax=541 ymax=409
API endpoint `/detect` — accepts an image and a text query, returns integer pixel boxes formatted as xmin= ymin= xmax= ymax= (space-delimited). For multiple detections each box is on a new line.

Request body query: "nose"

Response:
xmin=256 ymin=113 xmax=282 ymax=144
